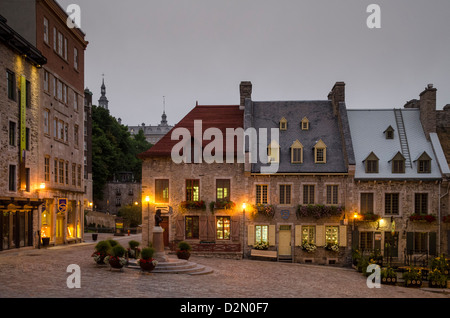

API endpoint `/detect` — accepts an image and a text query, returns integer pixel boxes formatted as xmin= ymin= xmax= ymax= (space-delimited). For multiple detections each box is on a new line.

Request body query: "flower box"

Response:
xmin=409 ymin=214 xmax=436 ymax=223
xmin=381 ymin=277 xmax=397 ymax=285
xmin=180 ymin=200 xmax=206 ymax=211
xmin=296 ymin=204 xmax=344 ymax=219
xmin=404 ymin=279 xmax=422 ymax=288
xmin=428 ymin=280 xmax=447 ymax=288
xmin=251 ymin=204 xmax=275 ymax=219
xmin=360 ymin=213 xmax=381 ymax=222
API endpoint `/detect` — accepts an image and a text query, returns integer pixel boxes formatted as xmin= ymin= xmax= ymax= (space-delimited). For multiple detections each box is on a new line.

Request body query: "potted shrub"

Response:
xmin=104 ymin=244 xmax=127 ymax=270
xmin=127 ymin=240 xmax=141 ymax=259
xmin=176 ymin=241 xmax=192 ymax=260
xmin=137 ymin=247 xmax=158 ymax=272
xmin=428 ymin=268 xmax=447 ymax=288
xmin=381 ymin=267 xmax=397 ymax=285
xmin=402 ymin=267 xmax=422 ymax=287
xmin=91 ymin=240 xmax=111 ymax=265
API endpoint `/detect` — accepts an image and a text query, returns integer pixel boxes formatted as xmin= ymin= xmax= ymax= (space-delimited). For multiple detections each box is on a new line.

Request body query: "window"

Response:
xmin=74 ymin=48 xmax=79 ymax=70
xmin=360 ymin=232 xmax=374 ymax=251
xmin=326 ymin=185 xmax=339 ymax=205
xmin=290 ymin=140 xmax=303 ymax=164
xmin=414 ymin=193 xmax=428 ymax=215
xmin=185 ymin=216 xmax=199 ymax=239
xmin=74 ymin=125 xmax=79 ymax=146
xmin=73 ymin=92 xmax=78 ymax=111
xmin=416 ymin=152 xmax=432 ymax=173
xmin=7 ymin=70 xmax=15 ymax=100
xmin=44 ymin=156 xmax=50 ymax=182
xmin=43 ymin=17 xmax=49 ymax=43
xmin=9 ymin=121 xmax=16 ymax=146
xmin=185 ymin=179 xmax=199 ymax=201
xmin=414 ymin=232 xmax=428 ymax=254
xmin=65 ymin=161 xmax=69 ymax=185
xmin=279 ymin=184 xmax=291 ymax=205
xmin=59 ymin=160 xmax=64 ymax=184
xmin=303 ymin=185 xmax=315 ymax=205
xmin=54 ymin=158 xmax=58 ymax=183
xmin=256 ymin=184 xmax=268 ymax=204
xmin=314 ymin=139 xmax=327 ymax=163
xmin=64 ymin=123 xmax=69 ymax=142
xmin=216 ymin=179 xmax=230 ymax=202
xmin=216 ymin=216 xmax=230 ymax=240
xmin=52 ymin=76 xmax=57 ymax=97
xmin=58 ymin=31 xmax=63 ymax=56
xmin=115 ymin=197 xmax=121 ymax=206
xmin=57 ymin=80 xmax=62 ymax=100
xmin=325 ymin=226 xmax=339 ymax=245
xmin=255 ymin=225 xmax=269 ymax=244
xmin=25 ymin=168 xmax=30 ymax=192
xmin=391 ymin=152 xmax=405 ymax=173
xmin=279 ymin=117 xmax=287 ymax=130
xmin=302 ymin=225 xmax=315 ymax=244
xmin=72 ymin=163 xmax=76 ymax=186
xmin=360 ymin=193 xmax=374 ymax=214
xmin=26 ymin=80 xmax=31 ymax=108
xmin=364 ymin=152 xmax=379 ymax=173
xmin=384 ymin=126 xmax=395 ymax=140
xmin=301 ymin=117 xmax=309 ymax=130
xmin=44 ymin=71 xmax=49 ymax=92
xmin=77 ymin=165 xmax=82 ymax=187
xmin=155 ymin=179 xmax=169 ymax=203
xmin=385 ymin=193 xmax=399 ymax=215
xmin=53 ymin=27 xmax=57 ymax=51
xmin=25 ymin=127 xmax=30 ymax=150
xmin=267 ymin=140 xmax=279 ymax=163
xmin=64 ymin=37 xmax=68 ymax=60
xmin=58 ymin=120 xmax=63 ymax=140
xmin=8 ymin=165 xmax=16 ymax=192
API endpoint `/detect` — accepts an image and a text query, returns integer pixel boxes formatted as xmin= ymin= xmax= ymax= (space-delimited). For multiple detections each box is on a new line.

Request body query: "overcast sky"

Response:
xmin=57 ymin=0 xmax=450 ymax=127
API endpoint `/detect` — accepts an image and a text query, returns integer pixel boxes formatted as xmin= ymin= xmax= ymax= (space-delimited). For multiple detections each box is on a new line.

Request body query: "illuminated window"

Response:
xmin=256 ymin=184 xmax=268 ymax=204
xmin=255 ymin=225 xmax=268 ymax=244
xmin=216 ymin=216 xmax=230 ymax=240
xmin=44 ymin=156 xmax=50 ymax=182
xmin=302 ymin=226 xmax=315 ymax=244
xmin=185 ymin=216 xmax=199 ymax=239
xmin=155 ymin=179 xmax=169 ymax=203
xmin=325 ymin=226 xmax=339 ymax=245
xmin=216 ymin=179 xmax=230 ymax=202
xmin=186 ymin=179 xmax=199 ymax=201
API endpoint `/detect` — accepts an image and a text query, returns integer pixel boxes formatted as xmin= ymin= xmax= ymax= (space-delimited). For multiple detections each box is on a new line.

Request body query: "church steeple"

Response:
xmin=98 ymin=75 xmax=109 ymax=109
xmin=159 ymin=96 xmax=168 ymax=126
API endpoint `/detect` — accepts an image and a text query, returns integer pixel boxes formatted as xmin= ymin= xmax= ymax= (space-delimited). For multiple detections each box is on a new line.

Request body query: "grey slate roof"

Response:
xmin=347 ymin=109 xmax=444 ymax=180
xmin=245 ymin=100 xmax=349 ymax=173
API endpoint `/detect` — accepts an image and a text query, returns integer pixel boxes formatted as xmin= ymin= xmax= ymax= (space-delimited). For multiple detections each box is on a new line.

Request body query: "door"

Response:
xmin=384 ymin=231 xmax=399 ymax=258
xmin=278 ymin=225 xmax=292 ymax=256
xmin=56 ymin=214 xmax=64 ymax=244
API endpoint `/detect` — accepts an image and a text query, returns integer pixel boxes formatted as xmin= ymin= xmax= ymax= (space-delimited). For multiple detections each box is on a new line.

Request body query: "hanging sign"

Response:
xmin=391 ymin=219 xmax=396 ymax=235
xmin=58 ymin=198 xmax=68 ymax=213
xmin=280 ymin=210 xmax=290 ymax=219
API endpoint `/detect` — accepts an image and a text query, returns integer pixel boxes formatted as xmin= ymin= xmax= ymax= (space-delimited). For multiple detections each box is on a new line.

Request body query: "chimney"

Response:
xmin=240 ymin=81 xmax=252 ymax=110
xmin=328 ymin=82 xmax=345 ymax=116
xmin=419 ymin=84 xmax=437 ymax=139
xmin=404 ymin=99 xmax=420 ymax=108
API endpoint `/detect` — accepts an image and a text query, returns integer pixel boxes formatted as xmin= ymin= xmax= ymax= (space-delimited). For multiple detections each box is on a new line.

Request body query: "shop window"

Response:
xmin=302 ymin=225 xmax=315 ymax=244
xmin=216 ymin=216 xmax=230 ymax=240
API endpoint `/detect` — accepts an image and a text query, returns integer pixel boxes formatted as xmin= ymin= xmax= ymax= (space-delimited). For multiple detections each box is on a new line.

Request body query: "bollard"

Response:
xmin=128 ymin=230 xmax=130 ymax=236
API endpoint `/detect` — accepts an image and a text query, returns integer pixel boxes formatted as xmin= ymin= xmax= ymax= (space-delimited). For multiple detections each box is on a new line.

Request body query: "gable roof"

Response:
xmin=138 ymin=105 xmax=244 ymax=158
xmin=246 ymin=100 xmax=349 ymax=173
xmin=347 ymin=108 xmax=444 ymax=179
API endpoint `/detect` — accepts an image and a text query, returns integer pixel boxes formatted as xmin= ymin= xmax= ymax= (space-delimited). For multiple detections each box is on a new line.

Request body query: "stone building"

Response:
xmin=128 ymin=111 xmax=173 ymax=145
xmin=138 ymin=103 xmax=246 ymax=257
xmin=242 ymin=81 xmax=356 ymax=265
xmin=0 ymin=0 xmax=89 ymax=246
xmin=0 ymin=15 xmax=47 ymax=250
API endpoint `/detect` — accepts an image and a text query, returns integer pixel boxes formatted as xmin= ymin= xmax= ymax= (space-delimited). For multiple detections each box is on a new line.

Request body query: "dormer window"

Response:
xmin=290 ymin=140 xmax=303 ymax=164
xmin=390 ymin=152 xmax=405 ymax=173
xmin=279 ymin=117 xmax=287 ymax=131
xmin=267 ymin=140 xmax=280 ymax=163
xmin=314 ymin=139 xmax=326 ymax=163
xmin=384 ymin=125 xmax=395 ymax=140
xmin=364 ymin=152 xmax=379 ymax=173
xmin=301 ymin=117 xmax=309 ymax=130
xmin=415 ymin=151 xmax=432 ymax=173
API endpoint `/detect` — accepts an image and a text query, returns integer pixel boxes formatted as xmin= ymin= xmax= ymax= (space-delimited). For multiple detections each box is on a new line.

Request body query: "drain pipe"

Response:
xmin=440 ymin=180 xmax=450 ymax=256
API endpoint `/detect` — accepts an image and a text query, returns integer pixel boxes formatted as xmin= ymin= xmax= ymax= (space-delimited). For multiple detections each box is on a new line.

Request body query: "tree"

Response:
xmin=117 ymin=204 xmax=142 ymax=228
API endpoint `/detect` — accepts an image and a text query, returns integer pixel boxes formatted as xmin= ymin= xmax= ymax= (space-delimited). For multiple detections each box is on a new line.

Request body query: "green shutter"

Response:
xmin=406 ymin=232 xmax=414 ymax=254
xmin=429 ymin=232 xmax=437 ymax=256
xmin=352 ymin=229 xmax=359 ymax=250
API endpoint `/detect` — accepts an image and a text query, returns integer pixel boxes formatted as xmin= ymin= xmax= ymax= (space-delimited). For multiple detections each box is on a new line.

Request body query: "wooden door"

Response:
xmin=160 ymin=216 xmax=169 ymax=247
xmin=56 ymin=215 xmax=64 ymax=244
xmin=278 ymin=225 xmax=292 ymax=256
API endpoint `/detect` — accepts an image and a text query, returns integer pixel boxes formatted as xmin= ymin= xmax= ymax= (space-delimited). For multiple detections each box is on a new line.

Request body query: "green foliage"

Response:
xmin=141 ymin=247 xmax=155 ymax=260
xmin=178 ymin=241 xmax=192 ymax=251
xmin=110 ymin=244 xmax=126 ymax=257
xmin=381 ymin=267 xmax=396 ymax=279
xmin=107 ymin=239 xmax=118 ymax=247
xmin=91 ymin=105 xmax=152 ymax=200
xmin=128 ymin=240 xmax=140 ymax=249
xmin=95 ymin=240 xmax=111 ymax=254
xmin=118 ymin=204 xmax=142 ymax=228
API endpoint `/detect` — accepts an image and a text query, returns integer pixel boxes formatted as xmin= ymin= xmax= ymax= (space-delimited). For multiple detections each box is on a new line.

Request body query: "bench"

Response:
xmin=250 ymin=249 xmax=277 ymax=259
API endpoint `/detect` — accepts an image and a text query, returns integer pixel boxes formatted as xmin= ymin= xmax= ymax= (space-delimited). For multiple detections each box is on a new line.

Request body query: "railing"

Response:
xmin=404 ymin=249 xmax=428 ymax=267
xmin=170 ymin=242 xmax=241 ymax=253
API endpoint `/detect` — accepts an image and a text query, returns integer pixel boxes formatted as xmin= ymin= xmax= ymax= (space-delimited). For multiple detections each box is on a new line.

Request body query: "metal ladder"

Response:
xmin=394 ymin=109 xmax=412 ymax=168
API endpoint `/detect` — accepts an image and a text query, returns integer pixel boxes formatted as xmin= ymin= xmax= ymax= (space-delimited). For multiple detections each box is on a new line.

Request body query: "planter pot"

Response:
xmin=405 ymin=279 xmax=422 ymax=288
xmin=139 ymin=259 xmax=156 ymax=272
xmin=42 ymin=237 xmax=50 ymax=246
xmin=429 ymin=280 xmax=447 ymax=288
xmin=92 ymin=252 xmax=107 ymax=265
xmin=177 ymin=250 xmax=191 ymax=260
xmin=92 ymin=233 xmax=98 ymax=241
xmin=381 ymin=277 xmax=397 ymax=285
xmin=107 ymin=256 xmax=126 ymax=270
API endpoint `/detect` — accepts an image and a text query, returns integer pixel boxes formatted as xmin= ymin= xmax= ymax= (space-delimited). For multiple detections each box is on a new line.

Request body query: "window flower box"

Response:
xmin=296 ymin=204 xmax=344 ymax=219
xmin=409 ymin=214 xmax=436 ymax=223
xmin=180 ymin=200 xmax=206 ymax=212
xmin=251 ymin=204 xmax=275 ymax=219
xmin=360 ymin=213 xmax=381 ymax=222
xmin=209 ymin=200 xmax=236 ymax=213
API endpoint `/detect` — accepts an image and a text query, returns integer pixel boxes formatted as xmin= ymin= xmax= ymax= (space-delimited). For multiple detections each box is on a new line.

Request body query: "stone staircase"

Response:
xmin=127 ymin=258 xmax=214 ymax=275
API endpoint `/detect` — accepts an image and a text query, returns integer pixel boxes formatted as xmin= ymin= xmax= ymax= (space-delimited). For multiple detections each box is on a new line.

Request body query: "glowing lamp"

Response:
xmin=242 ymin=203 xmax=246 ymax=210
xmin=39 ymin=183 xmax=46 ymax=189
xmin=145 ymin=196 xmax=150 ymax=202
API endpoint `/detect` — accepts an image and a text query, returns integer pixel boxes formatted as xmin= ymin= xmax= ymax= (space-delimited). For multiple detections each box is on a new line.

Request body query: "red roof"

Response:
xmin=138 ymin=105 xmax=244 ymax=158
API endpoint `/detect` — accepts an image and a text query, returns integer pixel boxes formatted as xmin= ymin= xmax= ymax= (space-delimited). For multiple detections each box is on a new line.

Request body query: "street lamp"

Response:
xmin=145 ymin=196 xmax=150 ymax=246
xmin=242 ymin=203 xmax=246 ymax=259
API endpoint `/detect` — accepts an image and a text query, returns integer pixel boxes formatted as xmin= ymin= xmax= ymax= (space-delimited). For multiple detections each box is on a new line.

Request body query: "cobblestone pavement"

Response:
xmin=0 ymin=233 xmax=449 ymax=299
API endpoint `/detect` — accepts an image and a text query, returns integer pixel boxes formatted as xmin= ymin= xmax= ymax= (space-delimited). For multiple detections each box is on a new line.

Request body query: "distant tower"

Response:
xmin=98 ymin=75 xmax=109 ymax=109
xmin=159 ymin=96 xmax=168 ymax=126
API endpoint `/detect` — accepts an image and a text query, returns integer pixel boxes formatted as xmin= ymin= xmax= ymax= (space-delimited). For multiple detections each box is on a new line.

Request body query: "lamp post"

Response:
xmin=242 ymin=203 xmax=246 ymax=259
xmin=145 ymin=196 xmax=150 ymax=246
